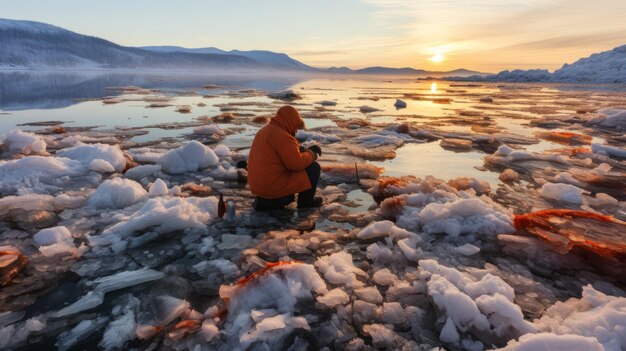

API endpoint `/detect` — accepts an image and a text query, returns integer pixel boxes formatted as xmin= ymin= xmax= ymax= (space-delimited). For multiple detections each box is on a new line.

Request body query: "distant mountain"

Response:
xmin=141 ymin=46 xmax=314 ymax=70
xmin=0 ymin=19 xmax=300 ymax=71
xmin=447 ymin=45 xmax=626 ymax=83
xmin=324 ymin=66 xmax=483 ymax=77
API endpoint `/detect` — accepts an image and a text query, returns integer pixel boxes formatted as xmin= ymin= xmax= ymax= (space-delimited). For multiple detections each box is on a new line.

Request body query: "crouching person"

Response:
xmin=248 ymin=106 xmax=323 ymax=210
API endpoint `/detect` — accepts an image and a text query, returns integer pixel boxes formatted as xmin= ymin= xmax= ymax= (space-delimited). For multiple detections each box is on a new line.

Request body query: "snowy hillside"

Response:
xmin=142 ymin=46 xmax=314 ymax=70
xmin=0 ymin=19 xmax=302 ymax=71
xmin=552 ymin=44 xmax=626 ymax=83
xmin=448 ymin=45 xmax=626 ymax=83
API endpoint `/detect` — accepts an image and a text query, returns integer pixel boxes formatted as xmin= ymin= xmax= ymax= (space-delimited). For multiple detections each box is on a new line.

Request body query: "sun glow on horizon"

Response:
xmin=430 ymin=51 xmax=445 ymax=63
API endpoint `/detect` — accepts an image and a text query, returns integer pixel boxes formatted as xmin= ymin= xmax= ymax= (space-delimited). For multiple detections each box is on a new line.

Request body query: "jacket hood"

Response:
xmin=270 ymin=106 xmax=304 ymax=135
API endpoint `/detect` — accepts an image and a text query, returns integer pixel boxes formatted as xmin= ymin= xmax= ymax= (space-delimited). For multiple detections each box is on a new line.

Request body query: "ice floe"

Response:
xmin=87 ymin=178 xmax=148 ymax=209
xmin=159 ymin=141 xmax=219 ymax=174
xmin=0 ymin=129 xmax=47 ymax=155
xmin=57 ymin=143 xmax=127 ymax=173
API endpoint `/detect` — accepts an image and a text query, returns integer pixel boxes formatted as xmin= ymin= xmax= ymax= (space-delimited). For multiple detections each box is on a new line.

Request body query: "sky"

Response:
xmin=2 ymin=0 xmax=626 ymax=72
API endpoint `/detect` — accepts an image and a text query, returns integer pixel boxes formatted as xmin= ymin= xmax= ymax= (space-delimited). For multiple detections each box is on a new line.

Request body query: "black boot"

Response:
xmin=297 ymin=196 xmax=323 ymax=209
xmin=253 ymin=195 xmax=295 ymax=211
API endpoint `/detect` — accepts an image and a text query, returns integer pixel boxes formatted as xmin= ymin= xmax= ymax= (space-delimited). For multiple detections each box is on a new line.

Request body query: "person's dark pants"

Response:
xmin=253 ymin=162 xmax=320 ymax=210
xmin=298 ymin=161 xmax=321 ymax=204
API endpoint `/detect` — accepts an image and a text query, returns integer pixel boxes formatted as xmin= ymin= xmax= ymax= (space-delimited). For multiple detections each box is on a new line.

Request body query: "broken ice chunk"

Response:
xmin=380 ymin=302 xmax=406 ymax=325
xmin=88 ymin=159 xmax=115 ymax=173
xmin=214 ymin=144 xmax=231 ymax=157
xmin=315 ymin=251 xmax=367 ymax=288
xmin=0 ymin=248 xmax=28 ymax=287
xmin=539 ymin=182 xmax=584 ymax=205
xmin=57 ymin=143 xmax=126 ymax=172
xmin=33 ymin=226 xmax=86 ymax=258
xmin=317 ymin=288 xmax=350 ymax=308
xmin=153 ymin=295 xmax=191 ymax=325
xmin=99 ymin=310 xmax=136 ymax=351
xmin=500 ymin=333 xmax=604 ymax=351
xmin=53 ymin=268 xmax=164 ymax=317
xmin=439 ymin=316 xmax=460 ymax=343
xmin=0 ymin=156 xmax=85 ymax=195
xmin=34 ymin=226 xmax=72 ymax=246
xmin=148 ymin=178 xmax=168 ymax=197
xmin=372 ymin=268 xmax=397 ymax=286
xmin=201 ymin=320 xmax=219 ymax=342
xmin=591 ymin=143 xmax=626 ymax=158
xmin=218 ymin=234 xmax=253 ymax=250
xmin=56 ymin=317 xmax=109 ymax=351
xmin=0 ymin=129 xmax=47 ymax=155
xmin=357 ymin=220 xmax=413 ymax=240
xmin=124 ymin=164 xmax=162 ymax=180
xmin=159 ymin=141 xmax=219 ymax=174
xmin=87 ymin=178 xmax=148 ymax=209
xmin=192 ymin=123 xmax=224 ymax=136
xmin=354 ymin=287 xmax=383 ymax=304
xmin=454 ymin=243 xmax=481 ymax=256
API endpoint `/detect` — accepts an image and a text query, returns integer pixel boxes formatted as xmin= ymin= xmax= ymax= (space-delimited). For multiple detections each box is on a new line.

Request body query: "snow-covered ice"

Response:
xmin=159 ymin=141 xmax=219 ymax=174
xmin=87 ymin=178 xmax=148 ymax=209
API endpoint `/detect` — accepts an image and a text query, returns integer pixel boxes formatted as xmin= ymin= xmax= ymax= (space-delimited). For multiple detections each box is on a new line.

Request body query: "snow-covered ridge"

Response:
xmin=448 ymin=45 xmax=626 ymax=83
xmin=0 ymin=18 xmax=308 ymax=71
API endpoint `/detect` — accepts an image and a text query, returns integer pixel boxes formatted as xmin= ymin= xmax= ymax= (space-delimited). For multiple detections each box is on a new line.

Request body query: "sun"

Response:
xmin=430 ymin=52 xmax=444 ymax=63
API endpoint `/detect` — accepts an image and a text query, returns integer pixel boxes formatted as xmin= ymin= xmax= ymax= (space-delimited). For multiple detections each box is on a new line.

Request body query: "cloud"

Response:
xmin=353 ymin=0 xmax=626 ymax=71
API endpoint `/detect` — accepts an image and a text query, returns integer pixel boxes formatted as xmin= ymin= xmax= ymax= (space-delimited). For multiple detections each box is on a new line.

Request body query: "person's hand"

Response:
xmin=308 ymin=145 xmax=322 ymax=157
xmin=299 ymin=145 xmax=306 ymax=153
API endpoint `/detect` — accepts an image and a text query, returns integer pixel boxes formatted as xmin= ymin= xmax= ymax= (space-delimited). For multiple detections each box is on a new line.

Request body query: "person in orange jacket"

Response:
xmin=248 ymin=105 xmax=323 ymax=210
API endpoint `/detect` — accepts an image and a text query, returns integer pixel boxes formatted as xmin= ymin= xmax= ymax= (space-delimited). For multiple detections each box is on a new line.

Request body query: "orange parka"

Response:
xmin=248 ymin=106 xmax=316 ymax=199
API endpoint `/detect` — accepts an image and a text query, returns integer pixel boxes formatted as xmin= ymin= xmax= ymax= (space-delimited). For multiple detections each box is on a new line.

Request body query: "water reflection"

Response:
xmin=0 ymin=71 xmax=305 ymax=111
xmin=371 ymin=142 xmax=501 ymax=185
xmin=430 ymin=82 xmax=438 ymax=94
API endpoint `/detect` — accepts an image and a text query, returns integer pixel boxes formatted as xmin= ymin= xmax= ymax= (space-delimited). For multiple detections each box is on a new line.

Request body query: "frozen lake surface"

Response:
xmin=0 ymin=71 xmax=625 ymax=350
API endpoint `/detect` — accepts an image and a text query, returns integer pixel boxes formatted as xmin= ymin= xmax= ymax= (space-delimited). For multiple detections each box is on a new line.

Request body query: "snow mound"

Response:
xmin=415 ymin=197 xmax=513 ymax=237
xmin=533 ymin=284 xmax=626 ymax=350
xmin=91 ymin=196 xmax=217 ymax=252
xmin=148 ymin=178 xmax=168 ymax=197
xmin=315 ymin=251 xmax=367 ymax=288
xmin=0 ymin=156 xmax=85 ymax=195
xmin=0 ymin=129 xmax=47 ymax=154
xmin=33 ymin=226 xmax=72 ymax=246
xmin=87 ymin=178 xmax=148 ymax=209
xmin=57 ymin=143 xmax=126 ymax=172
xmin=373 ymin=176 xmax=514 ymax=238
xmin=88 ymin=159 xmax=115 ymax=173
xmin=540 ymin=182 xmax=585 ymax=205
xmin=216 ymin=262 xmax=327 ymax=349
xmin=317 ymin=288 xmax=350 ymax=308
xmin=357 ymin=220 xmax=414 ymax=240
xmin=158 ymin=141 xmax=219 ymax=174
xmin=499 ymin=333 xmax=604 ymax=351
xmin=124 ymin=164 xmax=161 ymax=180
xmin=419 ymin=259 xmax=536 ymax=349
xmin=213 ymin=144 xmax=231 ymax=157
xmin=33 ymin=226 xmax=87 ymax=258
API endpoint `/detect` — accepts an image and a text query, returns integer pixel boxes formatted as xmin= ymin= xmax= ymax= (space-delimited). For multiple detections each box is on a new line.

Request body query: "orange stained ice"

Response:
xmin=514 ymin=209 xmax=626 ymax=257
xmin=534 ymin=131 xmax=593 ymax=146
